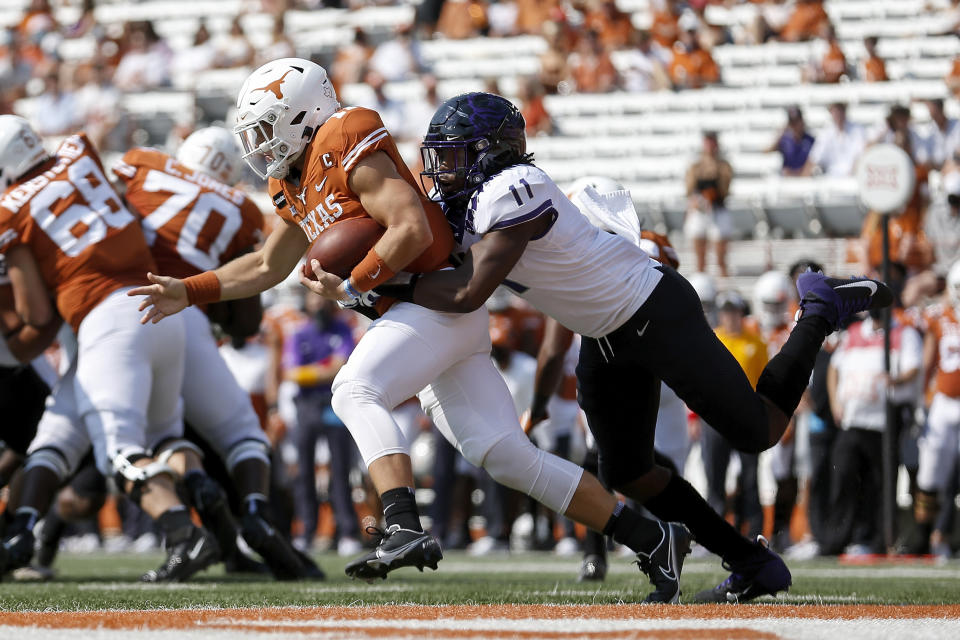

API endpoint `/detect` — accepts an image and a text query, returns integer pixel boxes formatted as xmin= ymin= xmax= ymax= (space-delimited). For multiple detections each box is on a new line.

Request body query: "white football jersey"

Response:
xmin=455 ymin=165 xmax=661 ymax=337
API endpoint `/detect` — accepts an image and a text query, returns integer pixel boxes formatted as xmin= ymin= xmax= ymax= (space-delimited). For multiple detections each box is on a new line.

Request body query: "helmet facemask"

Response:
xmin=236 ymin=104 xmax=301 ymax=180
xmin=420 ymin=136 xmax=491 ymax=202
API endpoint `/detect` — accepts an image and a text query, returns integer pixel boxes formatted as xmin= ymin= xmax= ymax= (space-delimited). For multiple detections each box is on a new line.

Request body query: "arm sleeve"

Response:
xmin=473 ymin=168 xmax=558 ymax=236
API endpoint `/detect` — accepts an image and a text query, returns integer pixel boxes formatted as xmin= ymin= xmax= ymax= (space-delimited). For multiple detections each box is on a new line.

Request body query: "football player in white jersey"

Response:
xmin=131 ymin=59 xmax=692 ymax=602
xmin=305 ymin=92 xmax=894 ymax=603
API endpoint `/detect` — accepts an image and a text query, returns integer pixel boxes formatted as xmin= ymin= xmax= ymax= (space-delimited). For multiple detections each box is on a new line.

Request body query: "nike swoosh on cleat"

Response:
xmin=835 ymin=280 xmax=877 ymax=295
xmin=659 ymin=528 xmax=677 ymax=581
xmin=187 ymin=538 xmax=206 ymax=560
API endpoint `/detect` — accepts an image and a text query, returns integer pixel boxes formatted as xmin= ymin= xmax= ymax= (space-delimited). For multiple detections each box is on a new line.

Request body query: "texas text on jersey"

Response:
xmin=0 ymin=133 xmax=155 ymax=331
xmin=113 ymin=147 xmax=265 ymax=280
xmin=268 ymin=106 xmax=452 ymax=275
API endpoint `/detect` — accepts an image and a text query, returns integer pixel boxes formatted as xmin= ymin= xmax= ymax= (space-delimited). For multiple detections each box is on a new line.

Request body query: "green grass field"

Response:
xmin=2 ymin=551 xmax=958 ymax=611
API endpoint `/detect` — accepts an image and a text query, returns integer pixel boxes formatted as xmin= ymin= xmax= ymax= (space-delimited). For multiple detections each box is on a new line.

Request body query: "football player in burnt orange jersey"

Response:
xmin=113 ymin=126 xmax=321 ymax=579
xmin=914 ymin=261 xmax=960 ymax=556
xmin=0 ymin=115 xmax=218 ymax=582
xmin=132 ymin=59 xmax=705 ymax=601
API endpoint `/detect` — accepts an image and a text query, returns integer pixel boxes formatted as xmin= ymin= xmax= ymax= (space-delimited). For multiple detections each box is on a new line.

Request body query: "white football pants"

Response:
xmin=917 ymin=392 xmax=960 ymax=492
xmin=74 ymin=287 xmax=186 ymax=475
xmin=331 ymin=302 xmax=582 ymax=515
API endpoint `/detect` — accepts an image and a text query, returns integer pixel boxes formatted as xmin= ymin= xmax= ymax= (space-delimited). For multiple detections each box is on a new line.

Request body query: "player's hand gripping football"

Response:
xmin=127 ymin=273 xmax=189 ymax=324
xmin=299 ymin=259 xmax=350 ymax=303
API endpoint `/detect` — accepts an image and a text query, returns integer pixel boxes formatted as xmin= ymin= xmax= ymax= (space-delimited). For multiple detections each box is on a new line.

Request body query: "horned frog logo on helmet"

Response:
xmin=234 ymin=58 xmax=340 ymax=180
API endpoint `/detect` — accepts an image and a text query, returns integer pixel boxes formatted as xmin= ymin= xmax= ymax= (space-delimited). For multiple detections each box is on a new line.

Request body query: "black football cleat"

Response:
xmin=240 ymin=512 xmax=324 ymax=581
xmin=2 ymin=528 xmax=36 ymax=574
xmin=142 ymin=526 xmax=218 ymax=583
xmin=796 ymin=271 xmax=893 ymax=331
xmin=637 ymin=522 xmax=692 ymax=604
xmin=345 ymin=524 xmax=442 ymax=581
xmin=577 ymin=553 xmax=608 ymax=582
xmin=693 ymin=535 xmax=792 ymax=603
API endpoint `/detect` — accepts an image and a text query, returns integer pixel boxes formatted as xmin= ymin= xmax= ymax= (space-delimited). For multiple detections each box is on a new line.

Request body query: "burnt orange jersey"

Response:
xmin=0 ymin=134 xmax=155 ymax=331
xmin=113 ymin=147 xmax=266 ymax=279
xmin=267 ymin=107 xmax=453 ymax=275
xmin=929 ymin=305 xmax=960 ymax=397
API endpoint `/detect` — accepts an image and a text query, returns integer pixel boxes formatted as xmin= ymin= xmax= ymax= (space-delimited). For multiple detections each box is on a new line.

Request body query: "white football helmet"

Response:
xmin=234 ymin=58 xmax=340 ymax=180
xmin=0 ymin=115 xmax=49 ymax=190
xmin=753 ymin=270 xmax=795 ymax=331
xmin=947 ymin=260 xmax=960 ymax=308
xmin=177 ymin=126 xmax=241 ymax=184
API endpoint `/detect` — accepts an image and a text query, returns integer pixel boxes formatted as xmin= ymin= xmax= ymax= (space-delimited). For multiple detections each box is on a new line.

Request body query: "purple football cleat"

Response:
xmin=795 ymin=271 xmax=893 ymax=331
xmin=693 ymin=536 xmax=792 ymax=604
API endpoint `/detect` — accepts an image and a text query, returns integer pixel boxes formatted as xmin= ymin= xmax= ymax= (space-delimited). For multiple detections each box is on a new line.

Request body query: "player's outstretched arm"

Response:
xmin=129 ymin=222 xmax=308 ymax=324
xmin=379 ymin=215 xmax=548 ymax=313
xmin=524 ymin=317 xmax=575 ymax=435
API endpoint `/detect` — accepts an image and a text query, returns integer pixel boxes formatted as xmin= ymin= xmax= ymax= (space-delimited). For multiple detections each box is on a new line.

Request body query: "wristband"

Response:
xmin=350 ymin=248 xmax=395 ymax=292
xmin=342 ymin=279 xmax=362 ymax=300
xmin=183 ymin=271 xmax=221 ymax=306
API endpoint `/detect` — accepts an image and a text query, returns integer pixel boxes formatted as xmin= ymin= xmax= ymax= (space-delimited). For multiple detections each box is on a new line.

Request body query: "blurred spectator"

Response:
xmin=871 ymin=104 xmax=929 ymax=166
xmin=924 ymin=99 xmax=960 ymax=170
xmin=903 ymin=171 xmax=960 ymax=306
xmin=779 ymin=0 xmax=830 ymax=43
xmin=684 ymin=131 xmax=733 ymax=276
xmin=770 ymin=106 xmax=815 ymax=176
xmin=437 ymin=0 xmax=488 ymax=40
xmin=113 ymin=21 xmax=172 ymax=91
xmin=946 ymin=53 xmax=960 ymax=100
xmin=808 ymin=25 xmax=847 ymax=84
xmin=216 ymin=16 xmax=255 ymax=69
xmin=569 ymin=30 xmax=619 ymax=93
xmin=65 ymin=0 xmax=99 ymax=39
xmin=517 ymin=76 xmax=554 ymax=136
xmin=172 ymin=21 xmax=217 ymax=77
xmin=18 ymin=0 xmax=57 ymax=38
xmin=516 ymin=0 xmax=558 ymax=36
xmin=256 ymin=13 xmax=295 ymax=67
xmin=487 ymin=0 xmax=519 ymax=37
xmin=824 ymin=311 xmax=922 ymax=556
xmin=651 ymin=0 xmax=681 ymax=49
xmin=700 ymin=291 xmax=765 ymax=542
xmin=805 ymin=102 xmax=866 ymax=177
xmin=861 ymin=36 xmax=888 ymax=82
xmin=284 ymin=296 xmax=359 ymax=554
xmin=752 ymin=0 xmax=793 ymax=44
xmin=619 ymin=30 xmax=671 ymax=93
xmin=538 ymin=21 xmax=571 ymax=94
xmin=0 ymin=29 xmax=32 ymax=102
xmin=668 ymin=26 xmax=720 ymax=90
xmin=369 ymin=23 xmax=424 ymax=82
xmin=75 ymin=62 xmax=122 ymax=151
xmin=32 ymin=69 xmax=83 ymax=136
xmin=405 ymin=74 xmax=443 ymax=142
xmin=360 ymin=70 xmax=406 ymax=140
xmin=584 ymin=0 xmax=634 ymax=50
xmin=332 ymin=28 xmax=373 ymax=92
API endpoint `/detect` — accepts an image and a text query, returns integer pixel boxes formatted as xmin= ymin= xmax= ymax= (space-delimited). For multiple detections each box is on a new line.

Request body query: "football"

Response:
xmin=303 ymin=216 xmax=385 ymax=280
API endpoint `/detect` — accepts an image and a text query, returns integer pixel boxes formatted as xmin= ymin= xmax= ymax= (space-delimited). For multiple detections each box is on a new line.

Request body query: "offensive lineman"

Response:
xmin=0 ymin=116 xmax=218 ymax=581
xmin=132 ymin=58 xmax=694 ymax=603
xmin=303 ymin=92 xmax=895 ymax=603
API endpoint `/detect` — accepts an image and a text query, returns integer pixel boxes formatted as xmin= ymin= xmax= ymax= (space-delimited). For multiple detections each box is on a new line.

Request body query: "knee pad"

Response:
xmin=112 ymin=452 xmax=175 ymax=503
xmin=225 ymin=437 xmax=271 ymax=473
xmin=479 ymin=430 xmax=583 ymax=515
xmin=23 ymin=447 xmax=71 ymax=483
xmin=152 ymin=438 xmax=204 ymax=465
